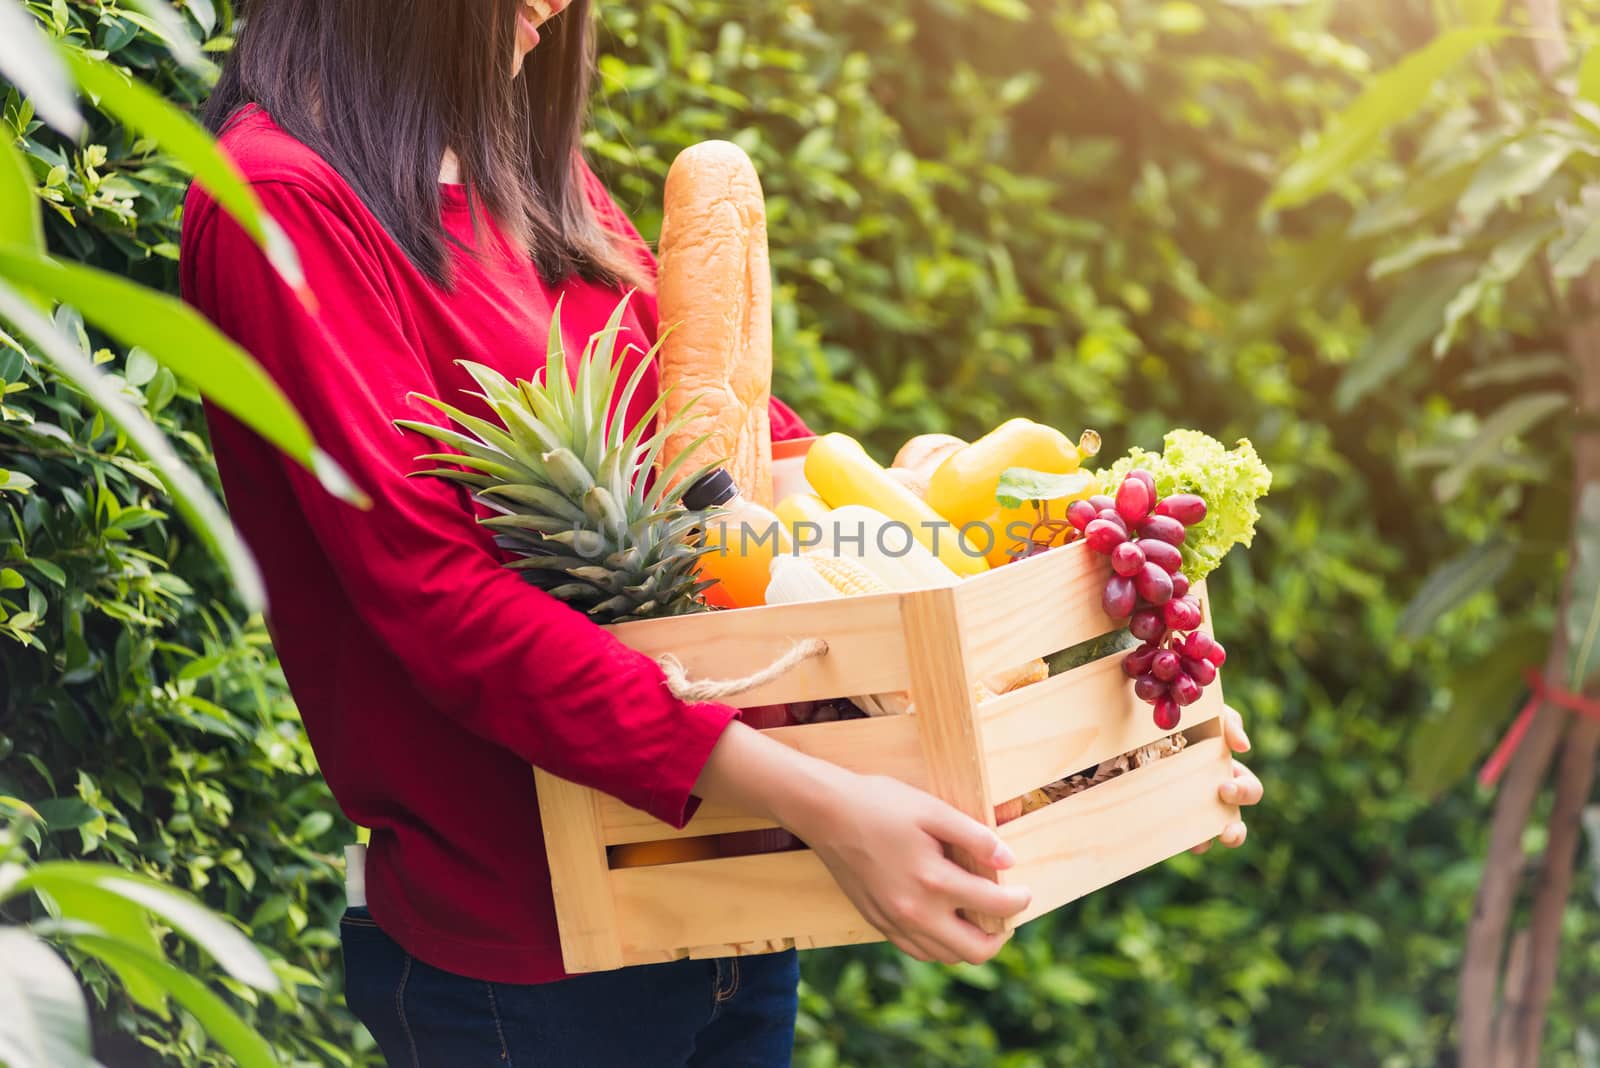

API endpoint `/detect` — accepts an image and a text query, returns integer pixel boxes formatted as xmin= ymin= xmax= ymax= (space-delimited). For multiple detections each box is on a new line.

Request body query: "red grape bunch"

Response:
xmin=1065 ymin=470 xmax=1228 ymax=730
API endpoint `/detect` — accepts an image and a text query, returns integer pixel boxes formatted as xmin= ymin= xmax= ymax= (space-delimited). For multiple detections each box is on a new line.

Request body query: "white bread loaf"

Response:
xmin=655 ymin=141 xmax=774 ymax=505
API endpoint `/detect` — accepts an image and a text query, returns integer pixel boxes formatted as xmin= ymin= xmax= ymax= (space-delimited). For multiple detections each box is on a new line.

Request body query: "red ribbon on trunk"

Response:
xmin=1477 ymin=669 xmax=1600 ymax=789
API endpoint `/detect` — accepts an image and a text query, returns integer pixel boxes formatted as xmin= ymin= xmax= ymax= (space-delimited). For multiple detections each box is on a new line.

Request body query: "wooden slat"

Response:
xmin=680 ymin=930 xmax=881 ymax=961
xmin=955 ymin=544 xmax=1121 ymax=678
xmin=610 ymin=849 xmax=881 ymax=968
xmin=900 ymin=585 xmax=1009 ymax=935
xmin=1001 ymin=735 xmax=1238 ymax=924
xmin=533 ymin=768 xmax=624 ymax=973
xmin=599 ymin=716 xmax=929 ymax=845
xmin=982 ymin=655 xmax=1227 ymax=802
xmin=604 ymin=592 xmax=910 ymax=708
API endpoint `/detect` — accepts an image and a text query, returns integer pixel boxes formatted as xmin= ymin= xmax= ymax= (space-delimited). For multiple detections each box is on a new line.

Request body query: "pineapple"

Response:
xmin=398 ymin=294 xmax=721 ymax=624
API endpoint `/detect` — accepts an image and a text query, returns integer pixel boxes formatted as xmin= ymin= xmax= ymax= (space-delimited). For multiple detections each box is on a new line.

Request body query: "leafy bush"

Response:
xmin=3 ymin=1 xmax=1598 ymax=1066
xmin=1 ymin=3 xmax=370 ymax=1065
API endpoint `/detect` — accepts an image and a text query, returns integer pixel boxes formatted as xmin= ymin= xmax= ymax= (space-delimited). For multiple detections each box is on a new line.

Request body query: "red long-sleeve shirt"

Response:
xmin=180 ymin=107 xmax=809 ymax=983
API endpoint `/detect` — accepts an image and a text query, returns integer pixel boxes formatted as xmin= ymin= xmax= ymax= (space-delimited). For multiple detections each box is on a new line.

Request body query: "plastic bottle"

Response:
xmin=685 ymin=469 xmax=791 ymax=608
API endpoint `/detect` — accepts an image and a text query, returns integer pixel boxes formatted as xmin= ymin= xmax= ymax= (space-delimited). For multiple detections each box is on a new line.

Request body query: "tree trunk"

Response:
xmin=1457 ymin=4 xmax=1600 ymax=1064
xmin=1502 ymin=282 xmax=1600 ymax=1067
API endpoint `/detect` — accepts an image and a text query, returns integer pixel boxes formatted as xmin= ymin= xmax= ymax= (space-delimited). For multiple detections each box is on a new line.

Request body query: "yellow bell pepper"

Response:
xmin=804 ymin=434 xmax=988 ymax=577
xmin=926 ymin=419 xmax=1081 ymax=529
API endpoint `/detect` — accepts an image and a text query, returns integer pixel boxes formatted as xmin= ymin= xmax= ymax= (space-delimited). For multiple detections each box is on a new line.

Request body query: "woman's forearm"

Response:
xmin=691 ymin=721 xmax=848 ymax=841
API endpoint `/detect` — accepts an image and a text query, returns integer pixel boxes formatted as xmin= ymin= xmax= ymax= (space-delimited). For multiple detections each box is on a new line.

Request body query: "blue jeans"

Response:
xmin=340 ymin=908 xmax=799 ymax=1067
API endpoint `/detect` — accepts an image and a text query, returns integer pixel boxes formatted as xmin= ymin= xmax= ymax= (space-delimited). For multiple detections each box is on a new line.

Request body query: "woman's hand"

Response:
xmin=1191 ymin=706 xmax=1264 ymax=854
xmin=784 ymin=771 xmax=1031 ymax=965
xmin=694 ymin=722 xmax=1031 ymax=965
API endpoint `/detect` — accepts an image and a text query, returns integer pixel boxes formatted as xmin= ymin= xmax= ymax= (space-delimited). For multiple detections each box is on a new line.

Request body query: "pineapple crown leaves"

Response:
xmin=394 ymin=291 xmax=732 ymax=622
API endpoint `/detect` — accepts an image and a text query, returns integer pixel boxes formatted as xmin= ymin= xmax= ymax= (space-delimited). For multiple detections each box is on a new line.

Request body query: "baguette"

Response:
xmin=655 ymin=141 xmax=774 ymax=505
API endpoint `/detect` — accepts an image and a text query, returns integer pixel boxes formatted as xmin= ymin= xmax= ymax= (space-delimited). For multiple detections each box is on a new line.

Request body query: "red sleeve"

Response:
xmin=581 ymin=163 xmax=813 ymax=443
xmin=768 ymin=397 xmax=811 ymax=441
xmin=182 ymin=180 xmax=735 ymax=827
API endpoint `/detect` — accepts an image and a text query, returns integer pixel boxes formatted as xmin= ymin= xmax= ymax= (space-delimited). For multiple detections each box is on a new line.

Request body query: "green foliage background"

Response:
xmin=2 ymin=0 xmax=1598 ymax=1065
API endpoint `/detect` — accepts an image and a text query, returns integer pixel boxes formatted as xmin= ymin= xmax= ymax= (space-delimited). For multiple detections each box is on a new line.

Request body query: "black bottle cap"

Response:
xmin=683 ymin=468 xmax=738 ymax=510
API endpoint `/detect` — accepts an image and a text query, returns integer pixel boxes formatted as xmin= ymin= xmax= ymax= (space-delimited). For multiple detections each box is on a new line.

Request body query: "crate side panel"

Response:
xmin=604 ymin=593 xmax=910 ymax=708
xmin=983 ymin=656 xmax=1227 ymax=801
xmin=534 ymin=768 xmax=625 ymax=973
xmin=956 ymin=544 xmax=1121 ymax=677
xmin=610 ymin=850 xmax=881 ymax=963
xmin=1001 ymin=735 xmax=1238 ymax=924
xmin=600 ymin=716 xmax=929 ymax=845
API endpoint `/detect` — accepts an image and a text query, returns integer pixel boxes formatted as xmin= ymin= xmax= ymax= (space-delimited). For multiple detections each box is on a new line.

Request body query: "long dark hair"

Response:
xmin=206 ymin=0 xmax=645 ymax=289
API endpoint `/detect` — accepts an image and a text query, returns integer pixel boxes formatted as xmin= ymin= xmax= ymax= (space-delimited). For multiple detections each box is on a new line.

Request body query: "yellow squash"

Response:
xmin=774 ymin=492 xmax=832 ymax=542
xmin=804 ymin=434 xmax=988 ymax=577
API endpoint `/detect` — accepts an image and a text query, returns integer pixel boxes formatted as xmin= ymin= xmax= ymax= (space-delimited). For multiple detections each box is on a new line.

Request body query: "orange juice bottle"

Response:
xmin=684 ymin=469 xmax=791 ymax=608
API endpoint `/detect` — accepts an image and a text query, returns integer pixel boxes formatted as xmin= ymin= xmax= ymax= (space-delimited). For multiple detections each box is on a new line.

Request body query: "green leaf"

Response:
xmin=1433 ymin=220 xmax=1560 ymax=356
xmin=293 ymin=810 xmax=334 ymax=843
xmin=0 ymin=797 xmax=39 ymax=822
xmin=993 ymin=468 xmax=1097 ymax=509
xmin=0 ymin=247 xmax=365 ymax=509
xmin=62 ymin=52 xmax=304 ymax=295
xmin=23 ymin=883 xmax=168 ymax=1013
xmin=15 ymin=863 xmax=279 ymax=992
xmin=1407 ymin=623 xmax=1545 ymax=799
xmin=1457 ymin=133 xmax=1578 ymax=226
xmin=1460 ymin=352 xmax=1569 ymax=390
xmin=32 ymin=798 xmax=99 ymax=831
xmin=0 ymin=279 xmax=267 ymax=611
xmin=1567 ymin=483 xmax=1600 ymax=691
xmin=1335 ymin=261 xmax=1475 ymax=409
xmin=0 ymin=3 xmax=82 ymax=136
xmin=1553 ymin=193 xmax=1600 ymax=280
xmin=1580 ymin=48 xmax=1600 ymax=110
xmin=66 ymin=935 xmax=279 ymax=1068
xmin=1398 ymin=540 xmax=1515 ymax=639
xmin=120 ymin=0 xmax=204 ymax=70
xmin=0 ymin=139 xmax=44 ymax=255
xmin=27 ymin=559 xmax=64 ymax=586
xmin=1369 ymin=233 xmax=1465 ymax=280
xmin=1269 ymin=27 xmax=1503 ymax=210
xmin=1432 ymin=391 xmax=1568 ymax=502
xmin=0 ymin=929 xmax=92 ymax=1068
xmin=124 ymin=348 xmax=158 ymax=388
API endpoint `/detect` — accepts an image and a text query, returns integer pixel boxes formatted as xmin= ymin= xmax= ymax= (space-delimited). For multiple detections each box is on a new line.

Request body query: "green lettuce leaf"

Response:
xmin=1099 ymin=430 xmax=1272 ymax=581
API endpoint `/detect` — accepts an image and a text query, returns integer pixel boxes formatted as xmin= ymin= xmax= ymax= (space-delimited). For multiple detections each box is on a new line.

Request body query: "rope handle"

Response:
xmin=659 ymin=638 xmax=830 ymax=702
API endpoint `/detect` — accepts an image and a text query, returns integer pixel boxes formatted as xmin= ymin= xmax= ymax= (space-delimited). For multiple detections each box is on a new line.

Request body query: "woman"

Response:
xmin=181 ymin=1 xmax=1263 ymax=1064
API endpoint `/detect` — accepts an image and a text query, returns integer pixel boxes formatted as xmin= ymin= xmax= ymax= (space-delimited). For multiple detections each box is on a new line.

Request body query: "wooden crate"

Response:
xmin=534 ymin=541 xmax=1239 ymax=973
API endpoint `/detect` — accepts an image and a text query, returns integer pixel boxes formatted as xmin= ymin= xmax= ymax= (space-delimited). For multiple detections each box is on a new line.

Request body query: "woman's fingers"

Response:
xmin=928 ymin=916 xmax=1012 ymax=966
xmin=938 ymin=865 xmax=1032 ymax=919
xmin=1194 ymin=759 xmax=1263 ymax=852
xmin=918 ymin=799 xmax=1016 ymax=871
xmin=1223 ymin=706 xmax=1251 ymax=753
xmin=1221 ymin=760 xmax=1264 ymax=807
